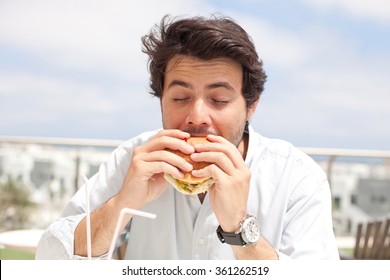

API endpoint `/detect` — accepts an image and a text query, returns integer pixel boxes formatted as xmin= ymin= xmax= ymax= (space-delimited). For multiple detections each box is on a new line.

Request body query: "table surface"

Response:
xmin=0 ymin=229 xmax=356 ymax=255
xmin=0 ymin=229 xmax=44 ymax=254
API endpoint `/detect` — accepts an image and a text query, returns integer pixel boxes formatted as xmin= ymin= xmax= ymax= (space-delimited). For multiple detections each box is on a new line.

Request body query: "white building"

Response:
xmin=1 ymin=141 xmax=390 ymax=236
xmin=0 ymin=142 xmax=113 ymax=228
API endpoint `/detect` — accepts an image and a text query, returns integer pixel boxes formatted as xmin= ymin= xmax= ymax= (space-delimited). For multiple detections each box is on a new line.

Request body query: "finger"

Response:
xmin=144 ymin=160 xmax=187 ymax=180
xmin=191 ymin=163 xmax=228 ymax=186
xmin=154 ymin=129 xmax=191 ymax=139
xmin=137 ymin=156 xmax=188 ymax=180
xmin=146 ymin=131 xmax=195 ymax=154
xmin=142 ymin=150 xmax=193 ymax=172
xmin=190 ymin=151 xmax=235 ymax=175
xmin=193 ymin=135 xmax=245 ymax=169
xmin=192 ymin=162 xmax=250 ymax=195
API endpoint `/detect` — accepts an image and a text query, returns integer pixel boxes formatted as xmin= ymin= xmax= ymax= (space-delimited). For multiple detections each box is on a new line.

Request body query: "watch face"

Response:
xmin=242 ymin=217 xmax=260 ymax=244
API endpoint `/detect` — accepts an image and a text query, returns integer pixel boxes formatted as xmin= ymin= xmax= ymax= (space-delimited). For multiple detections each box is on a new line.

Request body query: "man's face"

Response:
xmin=161 ymin=55 xmax=257 ymax=147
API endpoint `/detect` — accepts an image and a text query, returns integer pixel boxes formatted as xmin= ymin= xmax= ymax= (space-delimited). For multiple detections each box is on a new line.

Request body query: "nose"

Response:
xmin=185 ymin=99 xmax=211 ymax=127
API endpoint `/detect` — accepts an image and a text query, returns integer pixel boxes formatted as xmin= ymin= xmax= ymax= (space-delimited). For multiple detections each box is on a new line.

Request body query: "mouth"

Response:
xmin=188 ymin=134 xmax=209 ymax=137
xmin=183 ymin=127 xmax=215 ymax=137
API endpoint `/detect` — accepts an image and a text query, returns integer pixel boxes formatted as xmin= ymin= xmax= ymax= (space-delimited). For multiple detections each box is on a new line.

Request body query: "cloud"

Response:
xmin=0 ymin=70 xmax=117 ymax=121
xmin=0 ymin=0 xmax=212 ymax=138
xmin=0 ymin=68 xmax=163 ymax=138
xmin=0 ymin=1 xmax=389 ymax=149
xmin=0 ymin=0 xmax=212 ymax=79
xmin=297 ymin=0 xmax=390 ymax=25
xmin=228 ymin=11 xmax=390 ymax=149
xmin=234 ymin=17 xmax=312 ymax=69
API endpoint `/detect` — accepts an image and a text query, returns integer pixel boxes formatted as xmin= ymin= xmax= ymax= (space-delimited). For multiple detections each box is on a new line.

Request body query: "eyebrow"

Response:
xmin=167 ymin=80 xmax=193 ymax=90
xmin=167 ymin=80 xmax=235 ymax=91
xmin=206 ymin=81 xmax=235 ymax=91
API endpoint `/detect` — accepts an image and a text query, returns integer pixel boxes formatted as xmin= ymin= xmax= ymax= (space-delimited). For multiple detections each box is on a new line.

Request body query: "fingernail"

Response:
xmin=192 ymin=169 xmax=202 ymax=176
xmin=184 ymin=162 xmax=193 ymax=170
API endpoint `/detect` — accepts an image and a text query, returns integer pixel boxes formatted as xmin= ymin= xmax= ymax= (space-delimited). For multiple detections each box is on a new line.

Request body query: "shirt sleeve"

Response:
xmin=35 ymin=145 xmax=127 ymax=259
xmin=35 ymin=133 xmax=151 ymax=260
xmin=35 ymin=213 xmax=121 ymax=260
xmin=280 ymin=177 xmax=340 ymax=260
xmin=35 ymin=213 xmax=86 ymax=259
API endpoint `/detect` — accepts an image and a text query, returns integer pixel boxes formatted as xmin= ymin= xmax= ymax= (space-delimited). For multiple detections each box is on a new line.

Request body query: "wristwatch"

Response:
xmin=216 ymin=215 xmax=260 ymax=246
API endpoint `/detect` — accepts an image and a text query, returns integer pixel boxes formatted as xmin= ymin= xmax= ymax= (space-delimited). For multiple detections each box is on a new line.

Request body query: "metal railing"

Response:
xmin=300 ymin=147 xmax=390 ymax=188
xmin=2 ymin=135 xmax=390 ymax=188
xmin=300 ymin=147 xmax=390 ymax=159
xmin=0 ymin=135 xmax=123 ymax=148
xmin=3 ymin=135 xmax=390 ymax=155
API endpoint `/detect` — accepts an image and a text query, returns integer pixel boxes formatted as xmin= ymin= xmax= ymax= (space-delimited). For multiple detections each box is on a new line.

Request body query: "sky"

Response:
xmin=0 ymin=0 xmax=389 ymax=150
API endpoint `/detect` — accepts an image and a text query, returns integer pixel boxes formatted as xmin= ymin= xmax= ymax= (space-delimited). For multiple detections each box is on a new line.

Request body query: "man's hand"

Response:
xmin=190 ymin=134 xmax=250 ymax=232
xmin=116 ymin=129 xmax=195 ymax=209
xmin=75 ymin=129 xmax=195 ymax=257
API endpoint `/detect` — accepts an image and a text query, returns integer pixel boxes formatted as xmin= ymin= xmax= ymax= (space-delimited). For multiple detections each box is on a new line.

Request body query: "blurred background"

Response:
xmin=1 ymin=0 xmax=389 ymax=259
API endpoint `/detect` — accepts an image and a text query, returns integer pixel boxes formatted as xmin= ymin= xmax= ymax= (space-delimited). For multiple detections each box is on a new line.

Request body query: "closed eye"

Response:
xmin=173 ymin=97 xmax=190 ymax=103
xmin=212 ymin=99 xmax=229 ymax=105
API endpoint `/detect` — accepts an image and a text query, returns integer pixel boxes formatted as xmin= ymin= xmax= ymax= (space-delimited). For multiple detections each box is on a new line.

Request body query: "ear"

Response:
xmin=246 ymin=99 xmax=259 ymax=121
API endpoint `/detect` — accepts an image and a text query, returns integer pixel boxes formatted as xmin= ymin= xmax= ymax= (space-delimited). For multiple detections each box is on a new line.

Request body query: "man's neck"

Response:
xmin=198 ymin=192 xmax=206 ymax=203
xmin=238 ymin=131 xmax=249 ymax=160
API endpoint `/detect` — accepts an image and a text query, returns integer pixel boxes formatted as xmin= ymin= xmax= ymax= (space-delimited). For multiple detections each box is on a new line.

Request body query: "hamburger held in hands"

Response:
xmin=164 ymin=137 xmax=215 ymax=195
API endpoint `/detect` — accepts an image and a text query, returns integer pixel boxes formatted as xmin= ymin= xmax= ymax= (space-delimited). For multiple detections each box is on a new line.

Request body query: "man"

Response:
xmin=36 ymin=15 xmax=340 ymax=260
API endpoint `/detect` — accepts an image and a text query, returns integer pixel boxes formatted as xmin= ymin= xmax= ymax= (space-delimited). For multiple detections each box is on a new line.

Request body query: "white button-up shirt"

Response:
xmin=35 ymin=126 xmax=340 ymax=260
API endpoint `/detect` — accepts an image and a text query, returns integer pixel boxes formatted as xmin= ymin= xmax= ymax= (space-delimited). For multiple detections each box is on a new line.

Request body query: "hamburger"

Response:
xmin=164 ymin=137 xmax=215 ymax=195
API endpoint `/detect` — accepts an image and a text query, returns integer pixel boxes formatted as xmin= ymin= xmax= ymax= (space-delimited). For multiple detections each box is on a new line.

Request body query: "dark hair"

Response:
xmin=141 ymin=15 xmax=267 ymax=108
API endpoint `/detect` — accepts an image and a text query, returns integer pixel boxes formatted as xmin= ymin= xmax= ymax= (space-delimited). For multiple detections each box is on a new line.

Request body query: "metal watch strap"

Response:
xmin=216 ymin=225 xmax=247 ymax=246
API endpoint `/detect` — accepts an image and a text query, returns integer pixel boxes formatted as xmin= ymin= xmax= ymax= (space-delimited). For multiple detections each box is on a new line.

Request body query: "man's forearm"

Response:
xmin=74 ymin=195 xmax=130 ymax=257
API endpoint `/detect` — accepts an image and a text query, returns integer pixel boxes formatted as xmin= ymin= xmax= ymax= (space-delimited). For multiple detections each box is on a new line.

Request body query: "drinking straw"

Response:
xmin=106 ymin=208 xmax=156 ymax=260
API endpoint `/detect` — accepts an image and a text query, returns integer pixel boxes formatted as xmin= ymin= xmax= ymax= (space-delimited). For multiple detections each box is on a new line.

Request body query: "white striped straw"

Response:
xmin=80 ymin=172 xmax=92 ymax=260
xmin=106 ymin=208 xmax=156 ymax=260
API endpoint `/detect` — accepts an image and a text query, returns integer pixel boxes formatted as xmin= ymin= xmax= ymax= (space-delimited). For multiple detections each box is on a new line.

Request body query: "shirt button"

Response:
xmin=198 ymin=238 xmax=205 ymax=245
